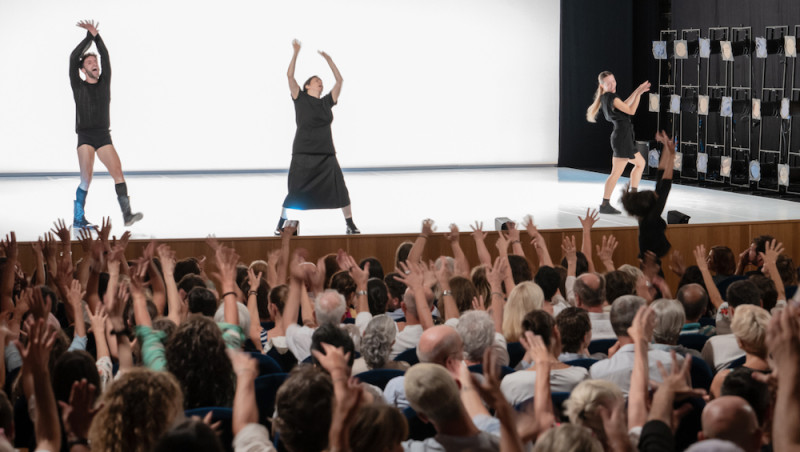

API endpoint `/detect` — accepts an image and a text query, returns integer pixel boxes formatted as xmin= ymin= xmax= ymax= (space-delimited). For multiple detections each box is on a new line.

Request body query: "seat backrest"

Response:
xmin=588 ymin=338 xmax=617 ymax=355
xmin=677 ymin=333 xmax=710 ymax=352
xmin=249 ymin=352 xmax=284 ymax=376
xmin=254 ymin=373 xmax=289 ymax=421
xmin=184 ymin=407 xmax=233 ymax=448
xmin=394 ymin=348 xmax=419 ymax=365
xmin=563 ymin=358 xmax=599 ymax=370
xmin=689 ymin=357 xmax=713 ymax=390
xmin=403 ymin=406 xmax=438 ymax=441
xmin=506 ymin=341 xmax=525 ymax=368
xmin=726 ymin=355 xmax=747 ymax=370
xmin=354 ymin=369 xmax=406 ymax=390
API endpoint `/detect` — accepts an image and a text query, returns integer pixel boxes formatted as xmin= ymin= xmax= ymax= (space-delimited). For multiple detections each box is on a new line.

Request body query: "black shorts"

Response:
xmin=77 ymin=129 xmax=113 ymax=149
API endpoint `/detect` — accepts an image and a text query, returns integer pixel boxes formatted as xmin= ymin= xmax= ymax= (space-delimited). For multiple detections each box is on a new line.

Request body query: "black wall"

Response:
xmin=559 ymin=0 xmax=663 ymax=171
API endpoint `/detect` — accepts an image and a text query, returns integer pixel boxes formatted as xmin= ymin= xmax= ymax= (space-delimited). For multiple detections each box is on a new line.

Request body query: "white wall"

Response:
xmin=0 ymin=0 xmax=560 ymax=172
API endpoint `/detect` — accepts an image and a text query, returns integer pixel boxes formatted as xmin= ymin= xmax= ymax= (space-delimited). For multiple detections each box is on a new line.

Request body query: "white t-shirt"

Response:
xmin=391 ymin=324 xmax=425 ymax=359
xmin=589 ymin=344 xmax=680 ymax=395
xmin=588 ymin=311 xmax=616 ymax=340
xmin=500 ymin=366 xmax=588 ymax=406
xmin=701 ymin=333 xmax=744 ymax=372
xmin=285 ymin=323 xmax=316 ymax=362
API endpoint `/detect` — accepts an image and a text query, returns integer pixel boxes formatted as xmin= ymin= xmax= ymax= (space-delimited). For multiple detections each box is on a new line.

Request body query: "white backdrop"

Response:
xmin=0 ymin=0 xmax=560 ymax=173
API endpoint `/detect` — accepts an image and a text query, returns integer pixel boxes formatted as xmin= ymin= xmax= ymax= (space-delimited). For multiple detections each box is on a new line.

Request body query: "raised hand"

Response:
xmin=596 ymin=234 xmax=618 ymax=263
xmin=88 ymin=304 xmax=108 ymax=336
xmin=30 ymin=287 xmax=52 ymax=321
xmin=420 ymin=218 xmax=435 ymax=238
xmin=486 ymin=256 xmax=508 ymax=290
xmin=444 ymin=223 xmax=460 ymax=242
xmin=289 ymin=251 xmax=308 ymax=283
xmin=434 ymin=256 xmax=453 ymax=288
xmin=97 ymin=217 xmax=112 ymax=250
xmin=76 ymin=19 xmax=99 ymax=36
xmin=76 ymin=228 xmax=93 ymax=253
xmin=561 ymin=235 xmax=577 ymax=263
xmin=627 ymin=306 xmax=655 ymax=344
xmin=669 ymin=250 xmax=686 ymax=277
xmin=291 ymin=38 xmax=301 ymax=53
xmin=578 ymin=208 xmax=599 ymax=230
xmin=58 ymin=379 xmax=102 ymax=442
xmin=693 ymin=244 xmax=709 ymax=272
xmin=639 ymin=251 xmax=661 ymax=280
xmin=469 ymin=221 xmax=487 ymax=240
xmin=65 ymin=279 xmax=85 ymax=310
xmin=505 ymin=222 xmax=521 ymax=243
xmin=468 ymin=347 xmax=507 ymax=410
xmin=318 ymin=50 xmax=332 ymax=60
xmin=50 ymin=219 xmax=71 ymax=244
xmin=16 ymin=318 xmax=57 ymax=372
xmin=495 ymin=232 xmax=510 ymax=256
xmin=156 ymin=244 xmax=176 ymax=276
xmin=394 ymin=261 xmax=424 ymax=291
xmin=281 ymin=223 xmax=297 ymax=238
xmin=655 ymin=352 xmax=706 ymax=400
xmin=760 ymin=238 xmax=784 ymax=267
xmin=111 ymin=230 xmax=131 ymax=252
xmin=311 ymin=342 xmax=351 ymax=380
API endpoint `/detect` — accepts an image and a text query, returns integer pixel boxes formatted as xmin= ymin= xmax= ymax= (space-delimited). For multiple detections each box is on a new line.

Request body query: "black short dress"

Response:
xmin=600 ymin=92 xmax=637 ymax=159
xmin=282 ymin=90 xmax=351 ymax=210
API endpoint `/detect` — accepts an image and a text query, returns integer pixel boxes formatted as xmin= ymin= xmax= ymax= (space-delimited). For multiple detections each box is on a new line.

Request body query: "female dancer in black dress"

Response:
xmin=586 ymin=71 xmax=650 ymax=214
xmin=276 ymin=39 xmax=359 ymax=235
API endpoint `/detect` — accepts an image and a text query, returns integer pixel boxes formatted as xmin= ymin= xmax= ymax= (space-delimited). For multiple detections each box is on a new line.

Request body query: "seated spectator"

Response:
xmin=274 ymin=365 xmax=333 ymax=452
xmin=154 ymin=419 xmax=225 ymax=452
xmin=260 ymin=284 xmax=289 ymax=354
xmin=501 ymin=311 xmax=588 ymax=404
xmin=649 ymin=298 xmax=703 ymax=361
xmin=716 ymin=279 xmax=762 ymax=335
xmin=556 ymin=307 xmax=605 ymax=361
xmin=456 ymin=310 xmax=505 ymax=366
xmin=352 ymin=314 xmax=409 ymax=374
xmin=360 ymin=257 xmax=384 ymax=280
xmin=89 ymin=368 xmax=184 ymax=452
xmin=349 ymin=403 xmax=408 ymax=452
xmin=677 ymin=283 xmax=716 ymax=336
xmin=366 ymin=278 xmax=389 ymax=316
xmin=749 ymin=274 xmax=778 ymax=312
xmin=604 ymin=270 xmax=637 ymax=306
xmin=186 ymin=287 xmax=217 ymax=318
xmin=573 ymin=272 xmax=615 ymax=340
xmin=589 ymin=295 xmax=678 ymax=395
xmin=775 ymin=254 xmax=797 ymax=299
xmin=710 ymin=305 xmax=770 ymax=398
xmin=533 ymin=423 xmax=603 ymax=452
xmin=535 ymin=265 xmax=570 ymax=316
xmin=502 ymin=281 xmax=544 ymax=342
xmin=708 ymin=245 xmax=737 ymax=285
xmin=720 ymin=368 xmax=772 ymax=437
xmin=383 ymin=272 xmax=407 ymax=321
xmin=564 ymin=379 xmax=625 ymax=450
xmin=390 ymin=268 xmax=435 ymax=359
xmin=699 ymin=396 xmax=763 ymax=452
xmin=384 ymin=325 xmax=463 ymax=409
xmin=404 ymin=363 xmax=500 ymax=450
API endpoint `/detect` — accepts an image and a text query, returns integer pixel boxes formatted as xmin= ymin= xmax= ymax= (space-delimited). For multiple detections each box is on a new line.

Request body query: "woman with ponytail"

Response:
xmin=586 ymin=72 xmax=651 ymax=214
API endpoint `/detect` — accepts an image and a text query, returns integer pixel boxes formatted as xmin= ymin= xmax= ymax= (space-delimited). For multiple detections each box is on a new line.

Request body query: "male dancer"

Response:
xmin=70 ymin=20 xmax=142 ymax=228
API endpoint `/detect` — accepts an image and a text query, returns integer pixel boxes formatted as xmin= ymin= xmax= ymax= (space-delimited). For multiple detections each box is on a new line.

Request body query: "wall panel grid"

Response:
xmin=653 ymin=25 xmax=800 ymax=195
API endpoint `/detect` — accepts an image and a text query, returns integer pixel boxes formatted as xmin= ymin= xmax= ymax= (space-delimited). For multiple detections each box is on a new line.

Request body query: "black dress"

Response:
xmin=282 ymin=90 xmax=351 ymax=210
xmin=600 ymin=92 xmax=636 ymax=159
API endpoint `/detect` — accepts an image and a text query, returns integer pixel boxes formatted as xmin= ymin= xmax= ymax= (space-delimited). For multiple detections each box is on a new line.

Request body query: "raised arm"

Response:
xmin=445 ymin=224 xmax=471 ymax=277
xmin=277 ymin=224 xmax=296 ymax=284
xmin=229 ymin=350 xmax=261 ymax=435
xmin=0 ymin=232 xmax=18 ymax=313
xmin=18 ymin=319 xmax=61 ymax=452
xmin=157 ymin=244 xmax=184 ymax=326
xmin=70 ymin=21 xmax=96 ymax=87
xmin=627 ymin=306 xmax=655 ymax=430
xmin=506 ymin=222 xmax=526 ymax=258
xmin=622 ymin=80 xmax=650 ymax=107
xmin=93 ymin=32 xmax=110 ymax=81
xmin=469 ymin=221 xmax=493 ymax=267
xmin=578 ymin=209 xmax=598 ymax=273
xmin=761 ymin=239 xmax=786 ymax=302
xmin=522 ymin=215 xmax=554 ymax=267
xmin=596 ymin=235 xmax=619 ymax=273
xmin=486 ymin=257 xmax=508 ymax=334
xmin=656 ymin=130 xmax=675 ymax=180
xmin=287 ymin=39 xmax=301 ymax=99
xmin=281 ymin=252 xmax=305 ymax=332
xmin=408 ymin=219 xmax=435 ymax=265
xmin=434 ymin=257 xmax=459 ymax=322
xmin=396 ymin=261 xmax=434 ymax=330
xmin=768 ymin=305 xmax=800 ymax=452
xmin=693 ymin=245 xmax=724 ymax=310
xmin=319 ymin=51 xmax=343 ymax=103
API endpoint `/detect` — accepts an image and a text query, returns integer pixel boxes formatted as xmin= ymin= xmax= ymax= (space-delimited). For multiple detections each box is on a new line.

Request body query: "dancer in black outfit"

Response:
xmin=70 ymin=20 xmax=142 ymax=229
xmin=276 ymin=39 xmax=360 ymax=235
xmin=586 ymin=71 xmax=650 ymax=214
xmin=621 ymin=130 xmax=675 ymax=259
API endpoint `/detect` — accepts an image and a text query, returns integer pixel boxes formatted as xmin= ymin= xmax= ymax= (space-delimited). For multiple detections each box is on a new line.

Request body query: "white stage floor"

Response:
xmin=2 ymin=167 xmax=799 ymax=241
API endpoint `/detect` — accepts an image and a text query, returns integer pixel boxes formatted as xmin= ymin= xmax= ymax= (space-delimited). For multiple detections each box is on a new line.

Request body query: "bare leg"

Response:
xmin=95 ymin=144 xmax=125 ymax=183
xmin=341 ymin=205 xmax=352 ymax=219
xmin=76 ymin=145 xmax=96 ymax=190
xmin=603 ymin=157 xmax=630 ymax=199
xmin=628 ymin=153 xmax=646 ymax=189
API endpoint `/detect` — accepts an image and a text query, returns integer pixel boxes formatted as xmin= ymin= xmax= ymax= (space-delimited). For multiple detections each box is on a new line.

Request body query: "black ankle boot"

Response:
xmin=345 ymin=218 xmax=360 ymax=235
xmin=274 ymin=217 xmax=287 ymax=236
xmin=118 ymin=195 xmax=143 ymax=226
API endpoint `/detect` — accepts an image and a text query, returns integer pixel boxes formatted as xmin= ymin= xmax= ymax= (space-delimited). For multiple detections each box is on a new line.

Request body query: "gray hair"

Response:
xmin=315 ymin=289 xmax=347 ymax=326
xmin=214 ymin=301 xmax=251 ymax=334
xmin=361 ymin=315 xmax=397 ymax=369
xmin=455 ymin=311 xmax=495 ymax=362
xmin=402 ymin=287 xmax=433 ymax=317
xmin=651 ymin=299 xmax=685 ymax=345
xmin=609 ymin=295 xmax=646 ymax=337
xmin=574 ymin=272 xmax=606 ymax=308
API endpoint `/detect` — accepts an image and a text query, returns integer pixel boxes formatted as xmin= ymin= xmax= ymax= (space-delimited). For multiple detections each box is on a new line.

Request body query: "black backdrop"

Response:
xmin=559 ymin=0 xmax=800 ymax=172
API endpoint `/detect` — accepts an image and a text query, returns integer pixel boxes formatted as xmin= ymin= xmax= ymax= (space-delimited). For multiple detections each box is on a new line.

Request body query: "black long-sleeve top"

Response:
xmin=69 ymin=31 xmax=111 ymax=132
xmin=637 ymin=169 xmax=673 ymax=258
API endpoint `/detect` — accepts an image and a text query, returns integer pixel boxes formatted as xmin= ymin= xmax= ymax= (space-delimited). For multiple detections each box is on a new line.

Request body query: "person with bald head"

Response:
xmin=572 ymin=272 xmax=615 ymax=340
xmin=677 ymin=283 xmax=716 ymax=336
xmin=384 ymin=325 xmax=464 ymax=409
xmin=699 ymin=396 xmax=762 ymax=452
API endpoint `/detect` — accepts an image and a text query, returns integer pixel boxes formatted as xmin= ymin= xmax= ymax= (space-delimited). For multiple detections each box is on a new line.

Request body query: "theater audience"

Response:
xmin=2 ymin=216 xmax=799 ymax=452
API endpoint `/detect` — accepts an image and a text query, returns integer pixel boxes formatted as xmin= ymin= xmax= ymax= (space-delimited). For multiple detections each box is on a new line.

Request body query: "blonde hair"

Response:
xmin=564 ymin=379 xmax=623 ymax=445
xmin=89 ymin=368 xmax=184 ymax=452
xmin=586 ymin=71 xmax=613 ymax=123
xmin=731 ymin=305 xmax=770 ymax=358
xmin=533 ymin=424 xmax=603 ymax=452
xmin=503 ymin=281 xmax=544 ymax=342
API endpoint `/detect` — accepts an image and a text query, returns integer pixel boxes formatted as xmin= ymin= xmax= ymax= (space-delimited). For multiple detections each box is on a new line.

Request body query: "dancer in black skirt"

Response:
xmin=276 ymin=39 xmax=359 ymax=235
xmin=586 ymin=71 xmax=650 ymax=214
xmin=70 ymin=20 xmax=142 ymax=229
